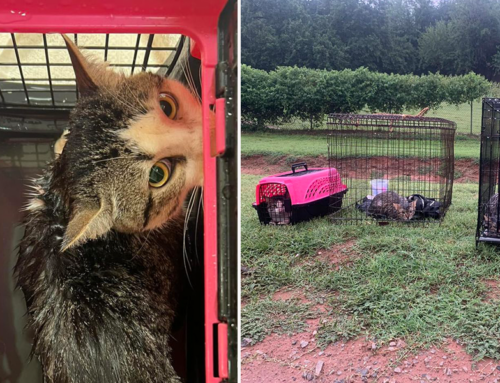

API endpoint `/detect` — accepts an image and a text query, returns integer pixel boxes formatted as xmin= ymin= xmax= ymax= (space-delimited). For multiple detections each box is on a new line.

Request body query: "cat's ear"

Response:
xmin=62 ymin=34 xmax=99 ymax=96
xmin=393 ymin=203 xmax=402 ymax=212
xmin=54 ymin=129 xmax=70 ymax=157
xmin=409 ymin=200 xmax=417 ymax=211
xmin=61 ymin=202 xmax=113 ymax=251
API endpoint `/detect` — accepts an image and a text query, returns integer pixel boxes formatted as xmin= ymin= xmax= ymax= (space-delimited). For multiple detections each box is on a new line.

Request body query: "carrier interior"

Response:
xmin=0 ymin=33 xmax=205 ymax=383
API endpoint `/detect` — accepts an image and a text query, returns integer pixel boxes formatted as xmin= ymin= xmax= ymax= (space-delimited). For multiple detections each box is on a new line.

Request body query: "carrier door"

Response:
xmin=215 ymin=0 xmax=238 ymax=381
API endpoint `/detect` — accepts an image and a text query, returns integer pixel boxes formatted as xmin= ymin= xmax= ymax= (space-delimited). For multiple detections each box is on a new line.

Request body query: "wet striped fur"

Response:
xmin=15 ymin=35 xmax=204 ymax=383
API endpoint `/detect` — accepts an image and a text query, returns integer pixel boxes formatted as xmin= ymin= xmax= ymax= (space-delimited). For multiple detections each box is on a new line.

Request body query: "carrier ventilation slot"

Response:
xmin=259 ymin=183 xmax=287 ymax=203
xmin=305 ymin=177 xmax=330 ymax=199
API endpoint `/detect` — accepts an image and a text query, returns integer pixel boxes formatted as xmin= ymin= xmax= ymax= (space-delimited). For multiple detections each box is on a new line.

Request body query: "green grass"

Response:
xmin=242 ymin=133 xmax=480 ymax=160
xmin=277 ymin=100 xmax=483 ymax=135
xmin=241 ymin=174 xmax=500 ymax=360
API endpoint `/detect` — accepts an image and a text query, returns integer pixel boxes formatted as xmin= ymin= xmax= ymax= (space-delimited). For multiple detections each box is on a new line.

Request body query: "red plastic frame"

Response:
xmin=0 ymin=1 xmax=228 ymax=381
xmin=254 ymin=168 xmax=347 ymax=206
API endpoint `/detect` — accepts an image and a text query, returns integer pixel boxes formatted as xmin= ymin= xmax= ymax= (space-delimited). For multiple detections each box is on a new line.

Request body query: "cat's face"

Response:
xmin=55 ymin=35 xmax=204 ymax=250
xmin=393 ymin=200 xmax=417 ymax=220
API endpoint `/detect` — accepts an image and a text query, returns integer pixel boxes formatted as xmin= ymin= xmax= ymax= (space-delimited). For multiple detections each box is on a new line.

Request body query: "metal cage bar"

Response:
xmin=0 ymin=33 xmax=179 ymax=111
xmin=477 ymin=98 xmax=500 ymax=244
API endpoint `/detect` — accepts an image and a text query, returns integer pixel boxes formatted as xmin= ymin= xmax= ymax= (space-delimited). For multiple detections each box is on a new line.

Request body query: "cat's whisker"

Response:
xmin=183 ymin=187 xmax=197 ymax=268
xmin=181 ymin=59 xmax=201 ymax=104
xmin=97 ymin=83 xmax=144 ymax=115
xmin=91 ymin=156 xmax=141 ymax=164
xmin=194 ymin=187 xmax=203 ymax=263
xmin=182 ymin=187 xmax=200 ymax=290
xmin=135 ymin=229 xmax=153 ymax=259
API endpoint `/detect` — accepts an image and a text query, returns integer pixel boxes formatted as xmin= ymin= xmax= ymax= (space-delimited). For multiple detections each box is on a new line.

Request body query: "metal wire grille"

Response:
xmin=0 ymin=33 xmax=181 ymax=110
xmin=0 ymin=139 xmax=53 ymax=169
xmin=477 ymin=98 xmax=500 ymax=244
xmin=327 ymin=114 xmax=456 ymax=224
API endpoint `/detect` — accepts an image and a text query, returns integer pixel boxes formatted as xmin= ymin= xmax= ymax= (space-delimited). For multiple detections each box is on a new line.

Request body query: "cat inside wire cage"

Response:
xmin=477 ymin=98 xmax=500 ymax=244
xmin=253 ymin=163 xmax=347 ymax=225
xmin=327 ymin=113 xmax=456 ymax=225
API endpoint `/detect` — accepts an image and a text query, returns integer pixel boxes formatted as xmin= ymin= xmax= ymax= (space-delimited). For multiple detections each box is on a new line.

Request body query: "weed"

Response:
xmin=241 ymin=171 xmax=500 ymax=360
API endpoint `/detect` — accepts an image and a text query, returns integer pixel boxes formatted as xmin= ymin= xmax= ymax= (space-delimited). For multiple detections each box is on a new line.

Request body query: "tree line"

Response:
xmin=242 ymin=0 xmax=500 ymax=80
xmin=242 ymin=65 xmax=491 ymax=130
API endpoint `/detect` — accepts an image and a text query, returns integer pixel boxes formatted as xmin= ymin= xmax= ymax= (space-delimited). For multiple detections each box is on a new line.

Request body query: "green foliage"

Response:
xmin=407 ymin=73 xmax=448 ymax=109
xmin=242 ymin=0 xmax=500 ymax=79
xmin=444 ymin=73 xmax=490 ymax=106
xmin=242 ymin=65 xmax=491 ymax=128
xmin=241 ymin=65 xmax=282 ymax=130
xmin=365 ymin=72 xmax=412 ymax=113
xmin=460 ymin=72 xmax=492 ymax=103
xmin=274 ymin=67 xmax=327 ymax=129
xmin=419 ymin=21 xmax=458 ymax=74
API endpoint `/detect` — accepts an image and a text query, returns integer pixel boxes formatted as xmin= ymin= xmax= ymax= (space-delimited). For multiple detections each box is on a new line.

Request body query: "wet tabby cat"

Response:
xmin=267 ymin=196 xmax=291 ymax=225
xmin=368 ymin=191 xmax=417 ymax=220
xmin=485 ymin=193 xmax=500 ymax=234
xmin=15 ymin=35 xmax=203 ymax=383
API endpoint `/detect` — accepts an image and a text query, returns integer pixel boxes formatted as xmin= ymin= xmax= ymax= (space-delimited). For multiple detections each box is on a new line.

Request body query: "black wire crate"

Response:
xmin=476 ymin=98 xmax=500 ymax=244
xmin=327 ymin=113 xmax=456 ymax=225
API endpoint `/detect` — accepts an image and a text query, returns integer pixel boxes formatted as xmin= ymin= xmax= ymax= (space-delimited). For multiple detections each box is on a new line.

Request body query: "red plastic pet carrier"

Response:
xmin=252 ymin=163 xmax=347 ymax=225
xmin=0 ymin=1 xmax=237 ymax=382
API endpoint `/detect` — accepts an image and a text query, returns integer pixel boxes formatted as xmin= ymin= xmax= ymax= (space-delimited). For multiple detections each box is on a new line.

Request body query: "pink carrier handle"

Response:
xmin=291 ymin=162 xmax=308 ymax=173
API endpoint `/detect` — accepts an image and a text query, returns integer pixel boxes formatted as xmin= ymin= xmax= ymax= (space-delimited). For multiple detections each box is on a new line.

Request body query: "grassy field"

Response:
xmin=241 ymin=174 xmax=500 ymax=360
xmin=276 ymin=100 xmax=483 ymax=136
xmin=242 ymin=133 xmax=480 ymax=160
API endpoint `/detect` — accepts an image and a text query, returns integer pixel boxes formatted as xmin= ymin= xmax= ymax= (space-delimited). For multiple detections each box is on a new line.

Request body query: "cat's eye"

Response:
xmin=159 ymin=93 xmax=178 ymax=119
xmin=149 ymin=159 xmax=172 ymax=188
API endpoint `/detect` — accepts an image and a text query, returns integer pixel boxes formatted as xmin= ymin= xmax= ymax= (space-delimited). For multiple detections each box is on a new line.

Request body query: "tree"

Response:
xmin=419 ymin=0 xmax=500 ymax=77
xmin=455 ymin=72 xmax=491 ymax=134
xmin=418 ymin=21 xmax=458 ymax=74
xmin=273 ymin=67 xmax=327 ymax=129
xmin=241 ymin=0 xmax=500 ymax=80
xmin=241 ymin=65 xmax=283 ymax=130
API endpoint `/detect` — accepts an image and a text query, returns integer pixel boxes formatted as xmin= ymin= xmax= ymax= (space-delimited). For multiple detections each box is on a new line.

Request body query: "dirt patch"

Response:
xmin=271 ymin=289 xmax=333 ymax=315
xmin=241 ymin=155 xmax=329 ymax=176
xmin=273 ymin=289 xmax=311 ymax=304
xmin=483 ymin=279 xmax=500 ymax=302
xmin=242 ymin=333 xmax=500 ymax=383
xmin=315 ymin=240 xmax=360 ymax=269
xmin=241 ymin=155 xmax=478 ymax=184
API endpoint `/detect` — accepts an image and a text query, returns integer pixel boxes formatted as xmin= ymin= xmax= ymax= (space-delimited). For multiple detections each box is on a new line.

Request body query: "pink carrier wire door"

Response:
xmin=253 ymin=163 xmax=347 ymax=225
xmin=0 ymin=0 xmax=237 ymax=382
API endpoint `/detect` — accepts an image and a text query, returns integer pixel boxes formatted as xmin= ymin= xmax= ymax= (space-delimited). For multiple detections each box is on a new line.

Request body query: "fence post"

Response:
xmin=470 ymin=102 xmax=473 ymax=135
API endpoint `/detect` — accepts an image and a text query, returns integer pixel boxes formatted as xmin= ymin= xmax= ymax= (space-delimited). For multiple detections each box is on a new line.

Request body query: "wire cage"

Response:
xmin=327 ymin=113 xmax=456 ymax=224
xmin=0 ymin=33 xmax=192 ymax=139
xmin=0 ymin=0 xmax=237 ymax=382
xmin=476 ymin=98 xmax=500 ymax=245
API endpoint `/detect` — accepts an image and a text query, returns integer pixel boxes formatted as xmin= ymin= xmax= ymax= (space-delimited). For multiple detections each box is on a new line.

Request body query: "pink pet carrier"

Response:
xmin=253 ymin=163 xmax=347 ymax=225
xmin=0 ymin=1 xmax=237 ymax=382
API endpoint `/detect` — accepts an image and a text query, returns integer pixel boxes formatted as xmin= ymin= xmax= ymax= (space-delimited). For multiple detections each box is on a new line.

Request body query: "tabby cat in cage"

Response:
xmin=484 ymin=193 xmax=500 ymax=234
xmin=15 ymin=35 xmax=203 ymax=383
xmin=267 ymin=196 xmax=291 ymax=225
xmin=368 ymin=191 xmax=417 ymax=221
